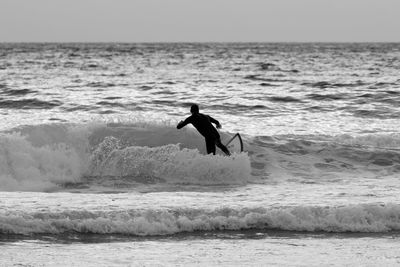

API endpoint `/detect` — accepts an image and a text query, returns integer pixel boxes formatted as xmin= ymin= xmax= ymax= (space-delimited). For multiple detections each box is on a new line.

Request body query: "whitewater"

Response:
xmin=1 ymin=43 xmax=400 ymax=266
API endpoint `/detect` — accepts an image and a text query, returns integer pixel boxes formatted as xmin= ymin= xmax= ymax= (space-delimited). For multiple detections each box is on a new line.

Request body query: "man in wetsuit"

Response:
xmin=177 ymin=104 xmax=230 ymax=156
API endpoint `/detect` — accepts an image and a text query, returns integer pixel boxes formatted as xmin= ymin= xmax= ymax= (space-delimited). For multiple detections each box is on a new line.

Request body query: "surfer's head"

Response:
xmin=190 ymin=104 xmax=199 ymax=114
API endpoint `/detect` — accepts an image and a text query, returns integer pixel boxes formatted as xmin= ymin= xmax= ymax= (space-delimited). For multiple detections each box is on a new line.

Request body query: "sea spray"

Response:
xmin=0 ymin=133 xmax=84 ymax=191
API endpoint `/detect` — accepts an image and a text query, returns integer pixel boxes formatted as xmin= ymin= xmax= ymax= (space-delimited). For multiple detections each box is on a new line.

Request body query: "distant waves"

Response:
xmin=0 ymin=99 xmax=62 ymax=109
xmin=1 ymin=42 xmax=400 ymax=134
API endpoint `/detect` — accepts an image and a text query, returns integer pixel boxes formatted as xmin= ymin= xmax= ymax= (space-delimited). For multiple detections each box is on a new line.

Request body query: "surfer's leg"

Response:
xmin=216 ymin=139 xmax=231 ymax=156
xmin=205 ymin=138 xmax=216 ymax=155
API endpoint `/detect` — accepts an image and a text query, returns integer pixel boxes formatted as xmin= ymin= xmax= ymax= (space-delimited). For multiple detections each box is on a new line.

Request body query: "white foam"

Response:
xmin=0 ymin=122 xmax=252 ymax=191
xmin=89 ymin=138 xmax=251 ymax=185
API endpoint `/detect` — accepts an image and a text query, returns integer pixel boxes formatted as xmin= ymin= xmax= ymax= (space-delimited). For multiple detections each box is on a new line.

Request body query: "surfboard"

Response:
xmin=225 ymin=133 xmax=244 ymax=153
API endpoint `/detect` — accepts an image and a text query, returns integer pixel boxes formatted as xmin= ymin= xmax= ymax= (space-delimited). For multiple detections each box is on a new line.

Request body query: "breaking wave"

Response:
xmin=1 ymin=121 xmax=400 ymax=191
xmin=1 ymin=203 xmax=400 ymax=235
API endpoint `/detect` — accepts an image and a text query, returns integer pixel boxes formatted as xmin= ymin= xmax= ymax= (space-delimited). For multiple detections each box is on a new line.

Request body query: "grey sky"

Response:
xmin=1 ymin=0 xmax=399 ymax=42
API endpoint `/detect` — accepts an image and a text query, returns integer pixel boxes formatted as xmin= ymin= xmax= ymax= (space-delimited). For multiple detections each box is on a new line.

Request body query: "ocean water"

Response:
xmin=1 ymin=43 xmax=400 ymax=266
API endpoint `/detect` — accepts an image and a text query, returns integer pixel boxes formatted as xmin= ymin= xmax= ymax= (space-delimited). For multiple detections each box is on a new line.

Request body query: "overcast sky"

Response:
xmin=0 ymin=0 xmax=399 ymax=42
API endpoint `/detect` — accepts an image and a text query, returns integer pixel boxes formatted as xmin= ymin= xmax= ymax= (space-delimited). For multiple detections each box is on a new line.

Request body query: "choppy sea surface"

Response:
xmin=1 ymin=43 xmax=400 ymax=266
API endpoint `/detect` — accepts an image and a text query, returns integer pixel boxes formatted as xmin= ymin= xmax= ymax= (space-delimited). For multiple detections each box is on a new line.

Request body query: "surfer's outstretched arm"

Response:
xmin=177 ymin=117 xmax=191 ymax=129
xmin=208 ymin=116 xmax=221 ymax=129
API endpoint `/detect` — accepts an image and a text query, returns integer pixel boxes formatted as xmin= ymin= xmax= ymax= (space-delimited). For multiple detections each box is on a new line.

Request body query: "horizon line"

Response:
xmin=1 ymin=41 xmax=400 ymax=44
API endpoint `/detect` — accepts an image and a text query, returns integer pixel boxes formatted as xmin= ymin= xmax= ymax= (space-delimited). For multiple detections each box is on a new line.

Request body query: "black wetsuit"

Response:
xmin=177 ymin=113 xmax=230 ymax=155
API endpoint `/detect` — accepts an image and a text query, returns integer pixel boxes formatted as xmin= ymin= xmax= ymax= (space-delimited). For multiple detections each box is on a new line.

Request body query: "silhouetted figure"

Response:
xmin=177 ymin=104 xmax=230 ymax=156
